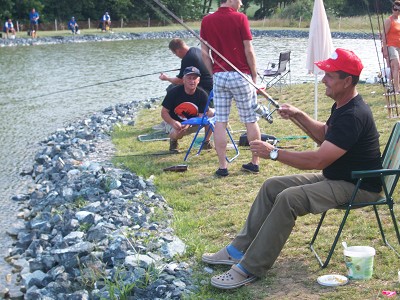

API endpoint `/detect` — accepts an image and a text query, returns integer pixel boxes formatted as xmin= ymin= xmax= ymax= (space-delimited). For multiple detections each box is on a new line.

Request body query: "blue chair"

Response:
xmin=181 ymin=90 xmax=239 ymax=162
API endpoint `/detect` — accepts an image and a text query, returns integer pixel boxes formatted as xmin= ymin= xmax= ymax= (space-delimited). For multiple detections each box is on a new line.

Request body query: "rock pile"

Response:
xmin=4 ymin=99 xmax=196 ymax=299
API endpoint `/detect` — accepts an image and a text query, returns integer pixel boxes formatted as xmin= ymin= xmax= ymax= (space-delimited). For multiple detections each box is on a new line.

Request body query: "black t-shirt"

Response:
xmin=323 ymin=94 xmax=382 ymax=192
xmin=177 ymin=47 xmax=213 ymax=93
xmin=162 ymin=85 xmax=208 ymax=122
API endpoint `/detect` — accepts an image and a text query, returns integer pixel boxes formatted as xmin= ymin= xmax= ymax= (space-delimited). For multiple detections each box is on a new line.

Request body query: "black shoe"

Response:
xmin=215 ymin=168 xmax=229 ymax=177
xmin=169 ymin=139 xmax=179 ymax=152
xmin=242 ymin=162 xmax=259 ymax=174
xmin=202 ymin=141 xmax=214 ymax=150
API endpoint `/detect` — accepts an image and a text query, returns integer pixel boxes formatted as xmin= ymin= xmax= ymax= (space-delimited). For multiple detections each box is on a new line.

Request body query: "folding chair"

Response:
xmin=261 ymin=51 xmax=291 ymax=91
xmin=181 ymin=90 xmax=239 ymax=162
xmin=310 ymin=121 xmax=400 ymax=268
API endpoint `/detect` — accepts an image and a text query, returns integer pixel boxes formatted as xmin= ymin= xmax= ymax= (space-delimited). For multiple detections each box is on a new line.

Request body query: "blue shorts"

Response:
xmin=213 ymin=72 xmax=258 ymax=123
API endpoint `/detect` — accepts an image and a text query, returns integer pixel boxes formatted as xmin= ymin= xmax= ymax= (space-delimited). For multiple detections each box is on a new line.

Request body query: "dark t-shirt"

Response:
xmin=323 ymin=94 xmax=382 ymax=192
xmin=177 ymin=47 xmax=213 ymax=93
xmin=162 ymin=85 xmax=208 ymax=122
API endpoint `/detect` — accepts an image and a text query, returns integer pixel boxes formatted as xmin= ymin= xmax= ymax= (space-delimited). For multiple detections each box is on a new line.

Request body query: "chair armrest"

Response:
xmin=351 ymin=168 xmax=400 ymax=179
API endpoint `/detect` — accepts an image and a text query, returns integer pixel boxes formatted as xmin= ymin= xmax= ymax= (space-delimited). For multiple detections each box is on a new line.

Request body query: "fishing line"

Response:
xmin=146 ymin=0 xmax=322 ymax=144
xmin=373 ymin=0 xmax=390 ymax=89
xmin=29 ymin=68 xmax=179 ymax=100
xmin=365 ymin=0 xmax=384 ymax=80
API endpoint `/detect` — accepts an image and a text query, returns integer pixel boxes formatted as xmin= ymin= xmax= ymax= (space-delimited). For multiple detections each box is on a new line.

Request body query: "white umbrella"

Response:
xmin=306 ymin=0 xmax=334 ymax=120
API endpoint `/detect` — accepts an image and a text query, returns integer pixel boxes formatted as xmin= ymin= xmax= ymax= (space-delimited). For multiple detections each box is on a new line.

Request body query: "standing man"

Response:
xmin=382 ymin=0 xmax=400 ymax=94
xmin=202 ymin=49 xmax=383 ymax=289
xmin=29 ymin=8 xmax=39 ymax=38
xmin=159 ymin=38 xmax=213 ymax=94
xmin=161 ymin=66 xmax=214 ymax=153
xmin=200 ymin=0 xmax=261 ymax=177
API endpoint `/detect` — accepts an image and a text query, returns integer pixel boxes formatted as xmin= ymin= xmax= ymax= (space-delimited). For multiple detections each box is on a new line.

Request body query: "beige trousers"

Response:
xmin=231 ymin=173 xmax=381 ymax=277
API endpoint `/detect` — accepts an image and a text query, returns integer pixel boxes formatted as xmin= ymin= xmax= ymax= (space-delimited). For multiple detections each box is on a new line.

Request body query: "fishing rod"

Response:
xmin=150 ymin=0 xmax=278 ymax=108
xmin=30 ymin=68 xmax=179 ymax=100
xmin=375 ymin=0 xmax=400 ymax=116
xmin=149 ymin=0 xmax=321 ymax=144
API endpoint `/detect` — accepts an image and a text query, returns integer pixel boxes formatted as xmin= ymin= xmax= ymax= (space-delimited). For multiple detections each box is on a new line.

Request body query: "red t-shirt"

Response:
xmin=200 ymin=7 xmax=253 ymax=74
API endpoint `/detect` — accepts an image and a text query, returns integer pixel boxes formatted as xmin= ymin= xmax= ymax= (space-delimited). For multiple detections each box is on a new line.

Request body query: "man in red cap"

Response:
xmin=202 ymin=48 xmax=383 ymax=289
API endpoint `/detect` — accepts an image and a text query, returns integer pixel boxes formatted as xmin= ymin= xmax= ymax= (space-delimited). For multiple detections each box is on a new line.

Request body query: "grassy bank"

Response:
xmin=111 ymin=82 xmax=400 ymax=299
xmin=3 ymin=14 xmax=386 ymax=39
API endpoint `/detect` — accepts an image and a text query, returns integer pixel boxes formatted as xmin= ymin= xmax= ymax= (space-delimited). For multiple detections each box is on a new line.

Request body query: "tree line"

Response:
xmin=0 ymin=0 xmax=391 ymax=26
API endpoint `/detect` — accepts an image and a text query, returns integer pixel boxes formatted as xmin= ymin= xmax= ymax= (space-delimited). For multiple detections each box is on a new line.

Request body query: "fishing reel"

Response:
xmin=252 ymin=102 xmax=277 ymax=124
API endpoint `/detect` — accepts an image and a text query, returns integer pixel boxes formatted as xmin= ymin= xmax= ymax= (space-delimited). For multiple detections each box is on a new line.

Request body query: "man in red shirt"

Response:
xmin=200 ymin=0 xmax=261 ymax=177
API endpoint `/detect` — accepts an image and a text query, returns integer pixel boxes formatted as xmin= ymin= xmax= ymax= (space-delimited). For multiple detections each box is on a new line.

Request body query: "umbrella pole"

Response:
xmin=314 ymin=74 xmax=318 ymax=121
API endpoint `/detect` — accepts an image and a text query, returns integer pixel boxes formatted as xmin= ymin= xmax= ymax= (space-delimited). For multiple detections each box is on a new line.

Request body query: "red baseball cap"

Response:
xmin=314 ymin=48 xmax=364 ymax=76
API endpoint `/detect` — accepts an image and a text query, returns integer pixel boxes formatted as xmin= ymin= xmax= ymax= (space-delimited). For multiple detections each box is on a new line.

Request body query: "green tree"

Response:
xmin=278 ymin=0 xmax=313 ymax=20
xmin=13 ymin=0 xmax=44 ymax=22
xmin=202 ymin=0 xmax=213 ymax=15
xmin=0 ymin=0 xmax=15 ymax=20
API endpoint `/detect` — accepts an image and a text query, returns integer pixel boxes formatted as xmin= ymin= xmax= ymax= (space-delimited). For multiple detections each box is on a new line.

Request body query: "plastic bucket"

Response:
xmin=343 ymin=246 xmax=375 ymax=280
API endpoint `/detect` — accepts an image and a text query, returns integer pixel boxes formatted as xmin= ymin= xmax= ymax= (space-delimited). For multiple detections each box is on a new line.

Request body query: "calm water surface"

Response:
xmin=0 ymin=36 xmax=379 ymax=285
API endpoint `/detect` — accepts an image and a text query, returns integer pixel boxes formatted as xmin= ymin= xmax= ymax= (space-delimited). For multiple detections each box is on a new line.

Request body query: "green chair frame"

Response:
xmin=310 ymin=121 xmax=400 ymax=268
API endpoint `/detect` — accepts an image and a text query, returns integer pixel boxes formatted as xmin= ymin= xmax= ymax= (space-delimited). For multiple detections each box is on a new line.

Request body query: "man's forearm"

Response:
xmin=291 ymin=110 xmax=326 ymax=145
xmin=201 ymin=44 xmax=214 ymax=76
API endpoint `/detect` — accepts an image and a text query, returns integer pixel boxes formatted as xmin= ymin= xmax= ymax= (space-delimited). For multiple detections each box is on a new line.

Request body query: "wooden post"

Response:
xmin=55 ymin=19 xmax=57 ymax=31
xmin=121 ymin=18 xmax=123 ymax=28
xmin=148 ymin=17 xmax=150 ymax=27
xmin=88 ymin=18 xmax=91 ymax=29
xmin=339 ymin=17 xmax=341 ymax=31
xmin=17 ymin=21 xmax=20 ymax=32
xmin=299 ymin=16 xmax=302 ymax=28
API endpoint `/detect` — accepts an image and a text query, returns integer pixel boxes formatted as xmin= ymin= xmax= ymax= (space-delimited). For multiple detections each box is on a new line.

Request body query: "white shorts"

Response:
xmin=213 ymin=72 xmax=258 ymax=123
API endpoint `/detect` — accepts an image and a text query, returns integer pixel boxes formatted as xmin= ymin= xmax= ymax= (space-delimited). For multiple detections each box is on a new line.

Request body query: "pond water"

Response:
xmin=0 ymin=36 xmax=381 ymax=286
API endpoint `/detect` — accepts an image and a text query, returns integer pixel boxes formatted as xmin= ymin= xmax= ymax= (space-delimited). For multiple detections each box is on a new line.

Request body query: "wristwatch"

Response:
xmin=270 ymin=147 xmax=279 ymax=161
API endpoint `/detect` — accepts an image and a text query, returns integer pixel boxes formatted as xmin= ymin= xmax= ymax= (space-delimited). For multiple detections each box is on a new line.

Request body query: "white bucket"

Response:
xmin=343 ymin=246 xmax=375 ymax=280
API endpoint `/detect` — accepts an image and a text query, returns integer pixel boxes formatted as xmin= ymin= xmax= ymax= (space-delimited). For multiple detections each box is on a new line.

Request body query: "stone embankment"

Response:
xmin=0 ymin=29 xmax=376 ymax=48
xmin=3 ymin=99 xmax=196 ymax=299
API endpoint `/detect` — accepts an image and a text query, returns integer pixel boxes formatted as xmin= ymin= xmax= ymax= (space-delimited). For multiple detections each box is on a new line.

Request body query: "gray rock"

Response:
xmin=7 ymin=98 xmax=195 ymax=298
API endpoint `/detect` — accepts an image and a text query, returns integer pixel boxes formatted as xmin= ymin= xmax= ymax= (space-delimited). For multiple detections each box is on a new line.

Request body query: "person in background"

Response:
xmin=202 ymin=49 xmax=382 ymax=290
xmin=382 ymin=0 xmax=400 ymax=94
xmin=200 ymin=0 xmax=261 ymax=177
xmin=161 ymin=66 xmax=214 ymax=153
xmin=159 ymin=38 xmax=213 ymax=95
xmin=68 ymin=17 xmax=79 ymax=34
xmin=102 ymin=12 xmax=111 ymax=32
xmin=3 ymin=18 xmax=16 ymax=38
xmin=29 ymin=8 xmax=39 ymax=38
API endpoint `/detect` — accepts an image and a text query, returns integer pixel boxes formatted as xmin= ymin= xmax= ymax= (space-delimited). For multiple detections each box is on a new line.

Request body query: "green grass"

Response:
xmin=111 ymin=82 xmax=400 ymax=299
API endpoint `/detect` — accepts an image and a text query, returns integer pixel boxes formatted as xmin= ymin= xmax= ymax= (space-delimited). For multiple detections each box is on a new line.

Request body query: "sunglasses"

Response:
xmin=394 ymin=7 xmax=400 ymax=11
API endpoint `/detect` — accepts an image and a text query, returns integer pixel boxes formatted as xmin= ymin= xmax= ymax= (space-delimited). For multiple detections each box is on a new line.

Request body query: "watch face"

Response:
xmin=270 ymin=149 xmax=278 ymax=160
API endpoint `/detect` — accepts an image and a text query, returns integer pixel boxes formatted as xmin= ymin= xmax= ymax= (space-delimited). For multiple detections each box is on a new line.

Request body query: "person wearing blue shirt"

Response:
xmin=3 ymin=18 xmax=16 ymax=38
xmin=68 ymin=17 xmax=79 ymax=34
xmin=101 ymin=12 xmax=111 ymax=32
xmin=29 ymin=8 xmax=39 ymax=38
